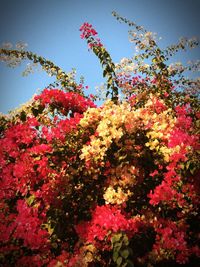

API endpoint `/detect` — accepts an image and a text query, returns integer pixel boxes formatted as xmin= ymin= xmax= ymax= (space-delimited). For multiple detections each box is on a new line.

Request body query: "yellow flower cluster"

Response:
xmin=142 ymin=96 xmax=178 ymax=162
xmin=103 ymin=164 xmax=139 ymax=205
xmin=103 ymin=186 xmax=132 ymax=205
xmin=80 ymin=100 xmax=135 ymax=163
xmin=79 ymin=106 xmax=101 ymax=128
xmin=80 ymin=94 xmax=180 ymax=172
xmin=79 ymin=243 xmax=97 ymax=267
xmin=109 ymin=164 xmax=139 ymax=186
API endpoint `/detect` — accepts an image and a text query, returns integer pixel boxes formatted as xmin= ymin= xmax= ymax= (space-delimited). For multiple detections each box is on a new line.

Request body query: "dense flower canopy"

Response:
xmin=0 ymin=12 xmax=199 ymax=267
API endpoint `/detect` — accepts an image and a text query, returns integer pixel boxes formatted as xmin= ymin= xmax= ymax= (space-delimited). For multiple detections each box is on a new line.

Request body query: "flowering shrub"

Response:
xmin=0 ymin=12 xmax=200 ymax=267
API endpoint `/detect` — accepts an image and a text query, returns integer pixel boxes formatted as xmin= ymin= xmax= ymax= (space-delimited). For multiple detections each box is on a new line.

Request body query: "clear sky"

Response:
xmin=0 ymin=0 xmax=200 ymax=113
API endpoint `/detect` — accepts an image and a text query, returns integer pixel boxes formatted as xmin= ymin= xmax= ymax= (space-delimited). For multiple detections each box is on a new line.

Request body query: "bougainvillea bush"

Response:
xmin=0 ymin=12 xmax=200 ymax=267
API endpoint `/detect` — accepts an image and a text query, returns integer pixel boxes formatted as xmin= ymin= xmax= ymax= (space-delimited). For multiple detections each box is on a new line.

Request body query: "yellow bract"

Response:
xmin=103 ymin=186 xmax=132 ymax=205
xmin=80 ymin=100 xmax=134 ymax=163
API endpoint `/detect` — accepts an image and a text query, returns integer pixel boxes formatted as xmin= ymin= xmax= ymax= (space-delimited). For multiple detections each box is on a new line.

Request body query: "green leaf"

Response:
xmin=107 ymin=76 xmax=113 ymax=85
xmin=127 ymin=259 xmax=135 ymax=267
xmin=186 ymin=161 xmax=191 ymax=169
xmin=111 ymin=233 xmax=122 ymax=243
xmin=190 ymin=167 xmax=196 ymax=175
xmin=103 ymin=69 xmax=107 ymax=77
xmin=122 ymin=234 xmax=129 ymax=246
xmin=113 ymin=251 xmax=119 ymax=262
xmin=20 ymin=111 xmax=27 ymax=121
xmin=120 ymin=249 xmax=129 ymax=259
xmin=31 ymin=107 xmax=40 ymax=117
xmin=26 ymin=195 xmax=35 ymax=206
xmin=113 ymin=242 xmax=123 ymax=251
xmin=117 ymin=256 xmax=123 ymax=266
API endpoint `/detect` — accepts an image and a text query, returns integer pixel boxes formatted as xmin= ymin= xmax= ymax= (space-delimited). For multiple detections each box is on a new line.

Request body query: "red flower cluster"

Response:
xmin=0 ymin=88 xmax=98 ymax=266
xmin=35 ymin=89 xmax=96 ymax=115
xmin=41 ymin=115 xmax=82 ymax=142
xmin=152 ymin=98 xmax=167 ymax=114
xmin=152 ymin=218 xmax=200 ymax=264
xmin=149 ymin=104 xmax=198 ymax=209
xmin=75 ymin=205 xmax=142 ymax=248
xmin=13 ymin=200 xmax=49 ymax=250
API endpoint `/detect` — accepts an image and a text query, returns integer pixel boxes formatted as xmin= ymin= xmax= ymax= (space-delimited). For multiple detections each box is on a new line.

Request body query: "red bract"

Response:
xmin=43 ymin=114 xmax=82 ymax=141
xmin=148 ymin=180 xmax=184 ymax=206
xmin=34 ymin=89 xmax=96 ymax=115
xmin=0 ymin=205 xmax=16 ymax=243
xmin=0 ymin=117 xmax=39 ymax=154
xmin=153 ymin=219 xmax=190 ymax=264
xmin=0 ymin=118 xmax=39 ymax=199
xmin=75 ymin=205 xmax=142 ymax=249
xmin=16 ymin=254 xmax=49 ymax=267
xmin=80 ymin=22 xmax=98 ymax=39
xmin=152 ymin=98 xmax=167 ymax=114
xmin=80 ymin=22 xmax=103 ymax=48
xmin=13 ymin=199 xmax=49 ymax=250
xmin=0 ymin=88 xmax=97 ymax=264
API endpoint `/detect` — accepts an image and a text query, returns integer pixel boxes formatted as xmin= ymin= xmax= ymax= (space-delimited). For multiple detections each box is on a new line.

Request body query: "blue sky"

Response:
xmin=0 ymin=0 xmax=200 ymax=113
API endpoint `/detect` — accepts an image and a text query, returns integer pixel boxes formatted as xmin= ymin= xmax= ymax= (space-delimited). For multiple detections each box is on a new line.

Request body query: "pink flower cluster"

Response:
xmin=80 ymin=22 xmax=98 ymax=39
xmin=80 ymin=22 xmax=103 ymax=48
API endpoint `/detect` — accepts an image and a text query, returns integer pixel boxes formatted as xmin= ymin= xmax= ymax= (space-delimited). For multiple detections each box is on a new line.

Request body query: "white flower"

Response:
xmin=120 ymin=57 xmax=129 ymax=65
xmin=1 ymin=42 xmax=13 ymax=49
xmin=16 ymin=41 xmax=28 ymax=50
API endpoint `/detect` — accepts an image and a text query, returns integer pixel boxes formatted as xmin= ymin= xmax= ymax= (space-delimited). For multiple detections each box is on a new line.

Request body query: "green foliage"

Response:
xmin=111 ymin=233 xmax=133 ymax=267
